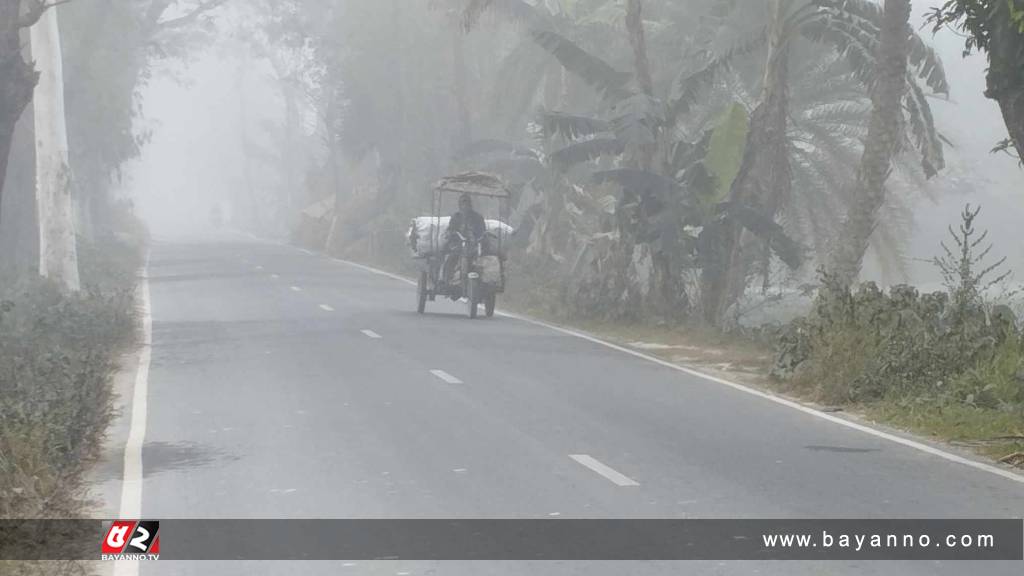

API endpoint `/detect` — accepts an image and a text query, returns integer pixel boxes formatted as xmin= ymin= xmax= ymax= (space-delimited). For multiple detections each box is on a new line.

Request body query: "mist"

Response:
xmin=2 ymin=2 xmax=1024 ymax=573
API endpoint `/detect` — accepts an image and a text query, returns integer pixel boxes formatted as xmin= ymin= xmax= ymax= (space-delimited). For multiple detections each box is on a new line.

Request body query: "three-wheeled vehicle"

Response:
xmin=408 ymin=173 xmax=512 ymax=319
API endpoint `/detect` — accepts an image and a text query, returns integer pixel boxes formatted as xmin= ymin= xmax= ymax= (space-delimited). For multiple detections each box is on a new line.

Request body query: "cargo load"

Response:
xmin=407 ymin=216 xmax=514 ymax=257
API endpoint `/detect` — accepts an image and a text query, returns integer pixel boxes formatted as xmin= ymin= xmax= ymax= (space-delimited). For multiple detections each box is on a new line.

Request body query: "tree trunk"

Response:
xmin=701 ymin=0 xmax=792 ymax=325
xmin=31 ymin=6 xmax=79 ymax=292
xmin=0 ymin=97 xmax=38 ymax=278
xmin=981 ymin=0 xmax=1024 ymax=163
xmin=0 ymin=2 xmax=40 ymax=225
xmin=625 ymin=0 xmax=654 ymax=97
xmin=992 ymin=87 xmax=1024 ymax=163
xmin=827 ymin=0 xmax=912 ymax=285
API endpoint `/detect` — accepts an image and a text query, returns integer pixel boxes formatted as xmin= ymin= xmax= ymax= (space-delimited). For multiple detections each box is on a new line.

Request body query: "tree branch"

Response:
xmin=19 ymin=0 xmax=74 ymax=29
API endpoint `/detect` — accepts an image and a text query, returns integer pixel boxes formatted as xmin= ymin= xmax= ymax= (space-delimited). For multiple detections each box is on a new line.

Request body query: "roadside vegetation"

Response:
xmin=0 ymin=0 xmax=209 ymax=554
xmin=0 ymin=229 xmax=143 ymax=575
xmin=774 ymin=206 xmax=1024 ymax=463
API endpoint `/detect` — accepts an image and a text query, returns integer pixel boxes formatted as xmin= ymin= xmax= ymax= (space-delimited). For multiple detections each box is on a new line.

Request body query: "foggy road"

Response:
xmin=128 ymin=233 xmax=1024 ymax=575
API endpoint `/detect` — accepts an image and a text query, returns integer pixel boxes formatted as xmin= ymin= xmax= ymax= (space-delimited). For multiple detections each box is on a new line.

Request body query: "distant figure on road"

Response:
xmin=442 ymin=193 xmax=486 ymax=285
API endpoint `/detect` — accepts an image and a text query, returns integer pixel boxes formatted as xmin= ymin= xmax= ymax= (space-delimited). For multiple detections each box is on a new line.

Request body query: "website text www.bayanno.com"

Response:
xmin=763 ymin=530 xmax=995 ymax=553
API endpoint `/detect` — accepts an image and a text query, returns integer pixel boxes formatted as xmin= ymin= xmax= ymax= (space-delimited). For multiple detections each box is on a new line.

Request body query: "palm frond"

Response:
xmin=903 ymin=74 xmax=945 ymax=178
xmin=549 ymin=138 xmax=626 ymax=170
xmin=808 ymin=0 xmax=948 ymax=94
xmin=539 ymin=110 xmax=612 ymax=140
xmin=530 ymin=29 xmax=632 ymax=100
xmin=668 ymin=31 xmax=766 ymax=123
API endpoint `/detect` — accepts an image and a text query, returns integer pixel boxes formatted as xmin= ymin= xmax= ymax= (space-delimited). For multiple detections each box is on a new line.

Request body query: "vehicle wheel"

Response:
xmin=485 ymin=293 xmax=496 ymax=318
xmin=417 ymin=271 xmax=428 ymax=314
xmin=467 ymin=277 xmax=479 ymax=319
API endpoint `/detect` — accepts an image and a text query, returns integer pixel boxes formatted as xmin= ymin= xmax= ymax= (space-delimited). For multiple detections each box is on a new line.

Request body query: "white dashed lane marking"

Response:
xmin=290 ymin=286 xmax=302 ymax=292
xmin=320 ymin=304 xmax=335 ymax=312
xmin=569 ymin=454 xmax=640 ymax=487
xmin=361 ymin=329 xmax=382 ymax=339
xmin=430 ymin=369 xmax=463 ymax=384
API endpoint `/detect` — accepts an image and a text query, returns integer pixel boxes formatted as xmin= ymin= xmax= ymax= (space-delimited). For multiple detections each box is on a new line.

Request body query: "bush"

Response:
xmin=774 ymin=205 xmax=1024 ymax=416
xmin=0 ymin=236 xmax=140 ymax=520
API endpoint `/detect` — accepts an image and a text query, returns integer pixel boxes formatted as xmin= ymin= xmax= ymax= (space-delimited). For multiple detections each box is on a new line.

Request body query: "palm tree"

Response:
xmin=699 ymin=0 xmax=948 ymax=323
xmin=827 ymin=0 xmax=914 ymax=285
xmin=465 ymin=0 xmax=948 ymax=322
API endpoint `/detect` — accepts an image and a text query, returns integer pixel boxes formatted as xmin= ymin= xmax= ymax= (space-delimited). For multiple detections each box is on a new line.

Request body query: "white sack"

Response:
xmin=408 ymin=216 xmax=514 ymax=257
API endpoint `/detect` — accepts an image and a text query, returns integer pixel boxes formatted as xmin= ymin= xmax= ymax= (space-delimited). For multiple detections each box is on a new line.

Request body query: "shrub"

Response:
xmin=774 ymin=205 xmax=1024 ymax=414
xmin=0 ymin=236 xmax=140 ymax=520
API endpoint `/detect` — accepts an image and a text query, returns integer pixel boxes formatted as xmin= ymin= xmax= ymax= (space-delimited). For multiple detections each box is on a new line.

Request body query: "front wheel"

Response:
xmin=485 ymin=293 xmax=496 ymax=318
xmin=467 ymin=276 xmax=479 ymax=319
xmin=417 ymin=271 xmax=428 ymax=314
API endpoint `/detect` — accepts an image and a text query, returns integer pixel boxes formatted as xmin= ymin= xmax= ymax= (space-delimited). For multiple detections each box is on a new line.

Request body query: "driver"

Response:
xmin=442 ymin=193 xmax=486 ymax=285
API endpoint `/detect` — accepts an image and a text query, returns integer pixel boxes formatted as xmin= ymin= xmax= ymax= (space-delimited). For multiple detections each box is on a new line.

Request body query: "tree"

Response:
xmin=0 ymin=0 xmax=47 ymax=227
xmin=827 ymin=0 xmax=914 ymax=285
xmin=701 ymin=0 xmax=795 ymax=323
xmin=469 ymin=0 xmax=947 ymax=323
xmin=928 ymin=0 xmax=1024 ymax=163
xmin=31 ymin=3 xmax=79 ymax=291
xmin=699 ymin=0 xmax=949 ymax=321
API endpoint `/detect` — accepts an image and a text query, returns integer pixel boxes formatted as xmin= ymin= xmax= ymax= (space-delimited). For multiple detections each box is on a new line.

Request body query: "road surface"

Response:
xmin=109 ymin=233 xmax=1024 ymax=575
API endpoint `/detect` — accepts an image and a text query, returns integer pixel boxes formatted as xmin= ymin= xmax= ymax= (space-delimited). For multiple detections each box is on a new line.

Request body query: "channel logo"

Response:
xmin=101 ymin=521 xmax=160 ymax=560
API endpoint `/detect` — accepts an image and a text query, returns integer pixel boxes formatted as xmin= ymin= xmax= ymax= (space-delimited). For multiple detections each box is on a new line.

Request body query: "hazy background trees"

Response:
xmin=0 ymin=0 xmax=224 ymax=285
xmin=2 ymin=0 xmax=1021 ymax=326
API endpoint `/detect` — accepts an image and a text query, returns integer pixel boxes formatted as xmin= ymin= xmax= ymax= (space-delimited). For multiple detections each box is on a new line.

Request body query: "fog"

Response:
xmin=123 ymin=1 xmax=1022 ymax=291
xmin=5 ymin=2 xmax=1024 ymax=571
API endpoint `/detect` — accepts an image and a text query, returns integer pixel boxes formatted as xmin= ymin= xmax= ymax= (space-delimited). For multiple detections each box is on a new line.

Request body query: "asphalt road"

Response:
xmin=125 ymin=232 xmax=1024 ymax=575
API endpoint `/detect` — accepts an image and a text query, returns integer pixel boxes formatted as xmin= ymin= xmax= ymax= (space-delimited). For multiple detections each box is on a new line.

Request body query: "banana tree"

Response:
xmin=466 ymin=0 xmax=948 ymax=322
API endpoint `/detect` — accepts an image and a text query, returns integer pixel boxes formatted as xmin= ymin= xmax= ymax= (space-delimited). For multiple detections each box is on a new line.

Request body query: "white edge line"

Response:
xmin=114 ymin=254 xmax=152 ymax=576
xmin=517 ymin=313 xmax=1024 ymax=486
xmin=361 ymin=329 xmax=382 ymax=339
xmin=430 ymin=369 xmax=463 ymax=385
xmin=570 ymin=454 xmax=640 ymax=487
xmin=332 ymin=257 xmax=417 ymax=285
xmin=296 ymin=244 xmax=1024 ymax=485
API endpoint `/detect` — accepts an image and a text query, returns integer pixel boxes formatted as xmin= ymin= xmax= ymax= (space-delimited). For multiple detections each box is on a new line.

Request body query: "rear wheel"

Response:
xmin=485 ymin=293 xmax=496 ymax=317
xmin=467 ymin=277 xmax=479 ymax=319
xmin=417 ymin=271 xmax=428 ymax=314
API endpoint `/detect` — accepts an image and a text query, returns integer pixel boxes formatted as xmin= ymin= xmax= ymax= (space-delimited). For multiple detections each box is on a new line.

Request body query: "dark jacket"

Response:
xmin=448 ymin=210 xmax=486 ymax=242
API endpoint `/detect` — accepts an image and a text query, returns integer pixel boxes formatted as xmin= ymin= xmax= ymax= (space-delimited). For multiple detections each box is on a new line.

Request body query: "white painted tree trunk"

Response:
xmin=30 ymin=7 xmax=79 ymax=292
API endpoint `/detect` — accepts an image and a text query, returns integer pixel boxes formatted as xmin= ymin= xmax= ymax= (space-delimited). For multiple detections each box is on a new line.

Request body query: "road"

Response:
xmin=116 ymin=233 xmax=1024 ymax=575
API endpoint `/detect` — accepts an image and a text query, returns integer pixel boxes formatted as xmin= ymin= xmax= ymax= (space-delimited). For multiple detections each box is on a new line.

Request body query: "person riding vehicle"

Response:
xmin=442 ymin=193 xmax=486 ymax=285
